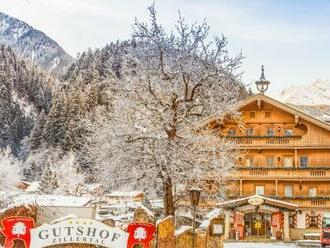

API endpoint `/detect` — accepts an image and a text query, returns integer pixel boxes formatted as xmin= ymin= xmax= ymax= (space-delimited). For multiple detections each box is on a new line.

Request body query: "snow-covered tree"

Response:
xmin=25 ymin=147 xmax=86 ymax=195
xmin=88 ymin=4 xmax=245 ymax=216
xmin=0 ymin=45 xmax=53 ymax=156
xmin=40 ymin=161 xmax=58 ymax=194
xmin=54 ymin=152 xmax=85 ymax=196
xmin=0 ymin=147 xmax=21 ymax=191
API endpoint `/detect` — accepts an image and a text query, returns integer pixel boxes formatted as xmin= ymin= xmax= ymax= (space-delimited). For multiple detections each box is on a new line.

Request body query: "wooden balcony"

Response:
xmin=276 ymin=196 xmax=330 ymax=208
xmin=223 ymin=135 xmax=304 ymax=148
xmin=229 ymin=194 xmax=330 ymax=208
xmin=286 ymin=198 xmax=330 ymax=208
xmin=234 ymin=167 xmax=330 ymax=181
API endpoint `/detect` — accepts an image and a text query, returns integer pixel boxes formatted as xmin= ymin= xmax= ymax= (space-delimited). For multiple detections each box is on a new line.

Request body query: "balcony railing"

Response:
xmin=234 ymin=167 xmax=330 ymax=180
xmin=222 ymin=135 xmax=302 ymax=146
xmin=229 ymin=194 xmax=330 ymax=207
xmin=279 ymin=196 xmax=330 ymax=208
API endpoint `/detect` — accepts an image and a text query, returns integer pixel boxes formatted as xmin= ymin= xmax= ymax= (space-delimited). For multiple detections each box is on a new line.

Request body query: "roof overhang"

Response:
xmin=217 ymin=195 xmax=298 ymax=212
xmin=196 ymin=93 xmax=330 ymax=131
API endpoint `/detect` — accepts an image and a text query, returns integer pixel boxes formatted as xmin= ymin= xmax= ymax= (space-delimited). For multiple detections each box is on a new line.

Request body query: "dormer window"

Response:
xmin=266 ymin=128 xmax=275 ymax=137
xmin=228 ymin=129 xmax=236 ymax=136
xmin=284 ymin=129 xmax=293 ymax=136
xmin=246 ymin=128 xmax=254 ymax=136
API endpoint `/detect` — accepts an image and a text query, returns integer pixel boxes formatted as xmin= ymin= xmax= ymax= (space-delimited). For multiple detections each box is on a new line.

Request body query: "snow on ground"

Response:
xmin=224 ymin=242 xmax=320 ymax=248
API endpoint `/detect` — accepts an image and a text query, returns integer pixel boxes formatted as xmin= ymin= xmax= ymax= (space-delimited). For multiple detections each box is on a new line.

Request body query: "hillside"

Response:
xmin=0 ymin=45 xmax=54 ymax=155
xmin=0 ymin=12 xmax=73 ymax=76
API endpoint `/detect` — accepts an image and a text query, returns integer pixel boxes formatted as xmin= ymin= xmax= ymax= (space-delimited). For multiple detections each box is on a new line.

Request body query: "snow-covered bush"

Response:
xmin=0 ymin=147 xmax=21 ymax=191
xmin=25 ymin=147 xmax=85 ymax=196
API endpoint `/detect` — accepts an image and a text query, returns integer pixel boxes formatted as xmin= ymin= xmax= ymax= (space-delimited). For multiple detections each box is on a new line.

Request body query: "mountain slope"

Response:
xmin=277 ymin=79 xmax=330 ymax=105
xmin=0 ymin=45 xmax=54 ymax=155
xmin=0 ymin=12 xmax=73 ymax=76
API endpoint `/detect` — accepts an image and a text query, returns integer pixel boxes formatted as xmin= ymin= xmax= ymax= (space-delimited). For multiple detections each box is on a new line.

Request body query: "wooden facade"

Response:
xmin=208 ymin=93 xmax=330 ymax=239
xmin=212 ymin=93 xmax=330 ymax=210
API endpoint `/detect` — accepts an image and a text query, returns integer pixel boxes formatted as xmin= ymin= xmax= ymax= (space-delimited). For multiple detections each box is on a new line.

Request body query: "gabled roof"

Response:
xmin=198 ymin=93 xmax=330 ymax=131
xmin=242 ymin=93 xmax=330 ymax=131
xmin=217 ymin=194 xmax=298 ymax=211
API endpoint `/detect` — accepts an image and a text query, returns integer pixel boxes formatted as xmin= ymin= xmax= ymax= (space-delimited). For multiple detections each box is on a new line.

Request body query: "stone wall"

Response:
xmin=155 ymin=212 xmax=224 ymax=248
xmin=289 ymin=228 xmax=321 ymax=240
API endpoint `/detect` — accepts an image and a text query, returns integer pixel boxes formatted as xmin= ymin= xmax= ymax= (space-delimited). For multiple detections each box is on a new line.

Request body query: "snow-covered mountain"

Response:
xmin=278 ymin=79 xmax=330 ymax=105
xmin=0 ymin=12 xmax=73 ymax=76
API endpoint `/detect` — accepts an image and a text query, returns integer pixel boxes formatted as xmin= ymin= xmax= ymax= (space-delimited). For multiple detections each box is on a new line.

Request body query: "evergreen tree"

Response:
xmin=0 ymin=45 xmax=53 ymax=156
xmin=40 ymin=161 xmax=58 ymax=194
xmin=26 ymin=110 xmax=46 ymax=151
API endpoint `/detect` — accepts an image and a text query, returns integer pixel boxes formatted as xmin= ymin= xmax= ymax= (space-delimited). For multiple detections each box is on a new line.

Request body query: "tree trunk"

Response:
xmin=163 ymin=178 xmax=175 ymax=216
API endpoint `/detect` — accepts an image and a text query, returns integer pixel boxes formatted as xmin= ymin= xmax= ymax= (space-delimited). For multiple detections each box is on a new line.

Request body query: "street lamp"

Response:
xmin=255 ymin=65 xmax=270 ymax=94
xmin=190 ymin=187 xmax=201 ymax=248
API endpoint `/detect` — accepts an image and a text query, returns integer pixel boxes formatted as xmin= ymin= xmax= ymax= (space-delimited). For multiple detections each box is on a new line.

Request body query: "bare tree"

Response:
xmin=88 ymin=4 xmax=245 ymax=216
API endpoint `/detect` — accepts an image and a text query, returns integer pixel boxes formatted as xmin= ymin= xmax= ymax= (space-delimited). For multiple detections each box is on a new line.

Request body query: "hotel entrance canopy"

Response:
xmin=217 ymin=195 xmax=298 ymax=213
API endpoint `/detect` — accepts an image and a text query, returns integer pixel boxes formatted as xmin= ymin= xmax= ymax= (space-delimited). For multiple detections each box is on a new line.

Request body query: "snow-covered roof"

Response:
xmin=101 ymin=201 xmax=142 ymax=210
xmin=199 ymin=208 xmax=223 ymax=229
xmin=81 ymin=183 xmax=103 ymax=193
xmin=150 ymin=199 xmax=164 ymax=209
xmin=0 ymin=192 xmax=93 ymax=212
xmin=217 ymin=194 xmax=298 ymax=210
xmin=175 ymin=225 xmax=192 ymax=236
xmin=106 ymin=191 xmax=144 ymax=197
xmin=97 ymin=212 xmax=134 ymax=222
xmin=25 ymin=181 xmax=41 ymax=193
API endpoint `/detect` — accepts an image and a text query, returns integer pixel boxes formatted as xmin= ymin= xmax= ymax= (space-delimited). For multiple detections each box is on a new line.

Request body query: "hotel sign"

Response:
xmin=30 ymin=218 xmax=129 ymax=248
xmin=248 ymin=197 xmax=264 ymax=206
xmin=1 ymin=217 xmax=156 ymax=248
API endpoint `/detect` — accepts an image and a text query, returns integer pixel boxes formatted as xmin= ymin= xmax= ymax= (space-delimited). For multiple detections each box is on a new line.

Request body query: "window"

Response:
xmin=289 ymin=213 xmax=296 ymax=228
xmin=284 ymin=185 xmax=293 ymax=198
xmin=322 ymin=217 xmax=330 ymax=228
xmin=283 ymin=157 xmax=293 ymax=167
xmin=246 ymin=128 xmax=254 ymax=136
xmin=245 ymin=158 xmax=253 ymax=167
xmin=255 ymin=185 xmax=265 ymax=195
xmin=265 ymin=112 xmax=271 ymax=118
xmin=250 ymin=112 xmax=256 ymax=118
xmin=228 ymin=129 xmax=236 ymax=136
xmin=308 ymin=214 xmax=318 ymax=228
xmin=266 ymin=157 xmax=275 ymax=167
xmin=266 ymin=128 xmax=275 ymax=137
xmin=284 ymin=129 xmax=293 ymax=136
xmin=309 ymin=187 xmax=317 ymax=198
xmin=300 ymin=156 xmax=308 ymax=168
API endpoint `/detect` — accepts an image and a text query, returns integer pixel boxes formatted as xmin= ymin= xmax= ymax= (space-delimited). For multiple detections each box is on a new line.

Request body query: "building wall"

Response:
xmin=239 ymin=181 xmax=330 ymax=198
xmin=237 ymin=149 xmax=330 ymax=167
xmin=218 ymin=96 xmax=330 ymax=211
xmin=37 ymin=206 xmax=96 ymax=224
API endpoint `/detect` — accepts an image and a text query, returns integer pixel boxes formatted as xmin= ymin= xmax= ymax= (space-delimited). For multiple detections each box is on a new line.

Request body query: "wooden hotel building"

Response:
xmin=210 ymin=67 xmax=330 ymax=240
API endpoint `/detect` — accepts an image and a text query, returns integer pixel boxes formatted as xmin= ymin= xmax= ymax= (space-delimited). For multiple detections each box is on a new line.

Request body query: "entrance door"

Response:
xmin=244 ymin=212 xmax=271 ymax=239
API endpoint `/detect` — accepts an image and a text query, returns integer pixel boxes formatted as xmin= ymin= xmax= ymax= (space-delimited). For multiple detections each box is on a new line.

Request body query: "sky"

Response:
xmin=1 ymin=0 xmax=330 ymax=94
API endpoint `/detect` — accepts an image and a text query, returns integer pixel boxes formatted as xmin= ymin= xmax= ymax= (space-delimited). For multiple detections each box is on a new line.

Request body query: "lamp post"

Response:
xmin=190 ymin=187 xmax=201 ymax=248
